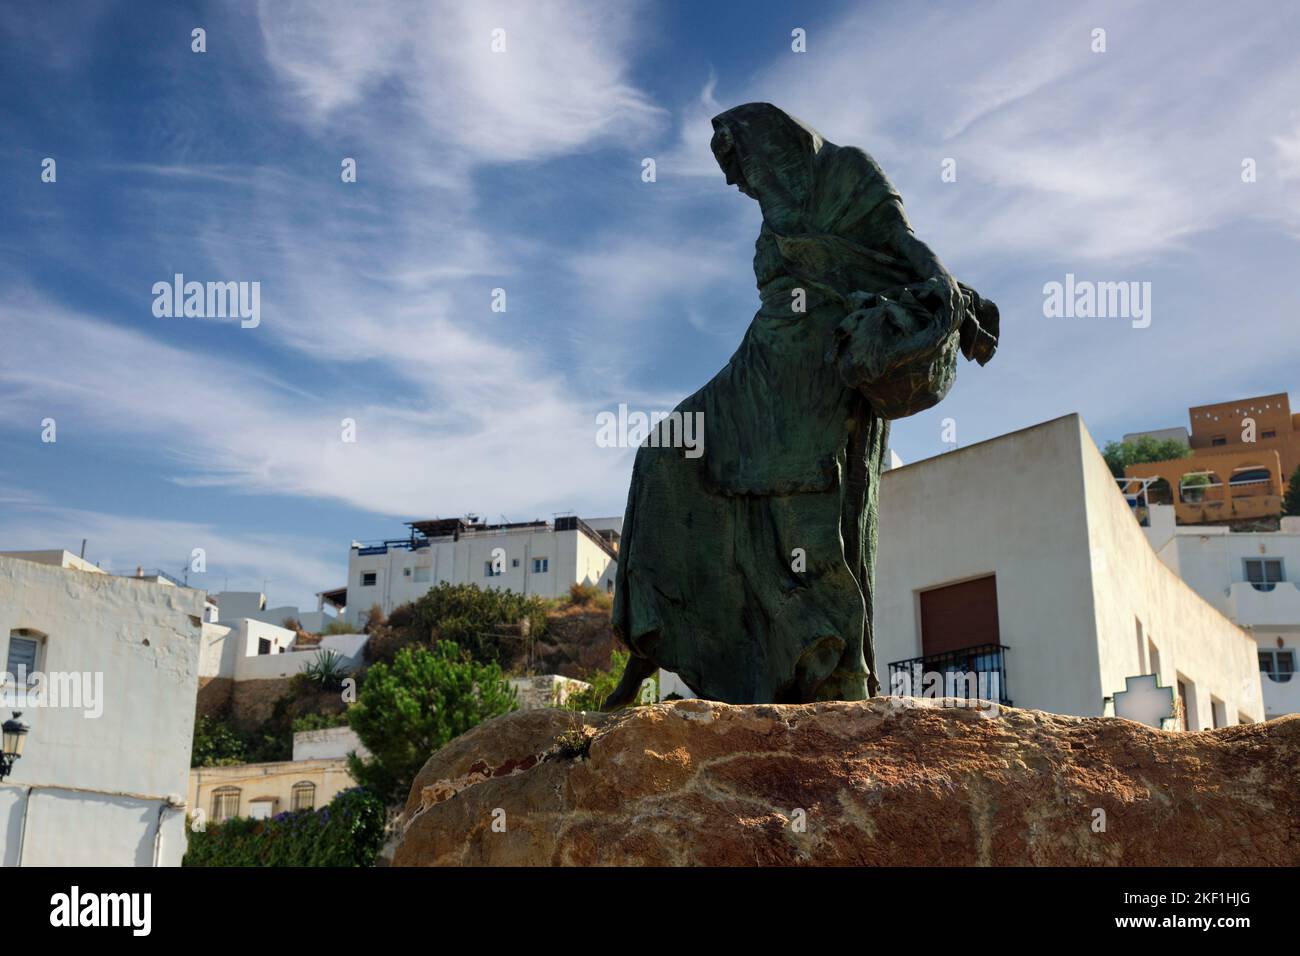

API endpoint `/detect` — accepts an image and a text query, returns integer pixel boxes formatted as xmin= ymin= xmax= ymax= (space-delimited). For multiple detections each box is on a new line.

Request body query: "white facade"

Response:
xmin=346 ymin=517 xmax=617 ymax=624
xmin=1146 ymin=514 xmax=1300 ymax=719
xmin=0 ymin=554 xmax=203 ymax=866
xmin=197 ymin=618 xmax=297 ymax=680
xmin=198 ymin=621 xmax=366 ymax=682
xmin=871 ymin=414 xmax=1262 ymax=727
xmin=210 ymin=590 xmax=339 ymax=635
xmin=292 ymin=725 xmax=369 ymax=761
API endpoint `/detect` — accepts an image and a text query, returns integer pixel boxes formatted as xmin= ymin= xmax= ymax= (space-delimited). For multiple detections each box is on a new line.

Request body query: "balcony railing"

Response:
xmin=887 ymin=643 xmax=1011 ymax=706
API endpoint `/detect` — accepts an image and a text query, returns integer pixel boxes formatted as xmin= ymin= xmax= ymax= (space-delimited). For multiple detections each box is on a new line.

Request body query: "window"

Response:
xmin=1259 ymin=649 xmax=1295 ymax=683
xmin=248 ymin=798 xmax=276 ymax=820
xmin=5 ymin=630 xmax=42 ymax=682
xmin=512 ymin=558 xmax=520 ymax=568
xmin=1244 ymin=558 xmax=1284 ymax=592
xmin=1211 ymin=697 xmax=1226 ymax=729
xmin=361 ymin=572 xmax=377 ymax=587
xmin=532 ymin=557 xmax=549 ymax=574
xmin=291 ymin=781 xmax=316 ymax=811
xmin=485 ymin=560 xmax=503 ymax=578
xmin=1210 ymin=435 xmax=1226 ymax=446
xmin=1176 ymin=675 xmax=1198 ymax=730
xmin=211 ymin=786 xmax=241 ymax=822
xmin=1262 ymin=429 xmax=1277 ymax=439
xmin=919 ymin=575 xmax=999 ymax=657
xmin=402 ymin=567 xmax=412 ymax=578
xmin=257 ymin=637 xmax=271 ymax=655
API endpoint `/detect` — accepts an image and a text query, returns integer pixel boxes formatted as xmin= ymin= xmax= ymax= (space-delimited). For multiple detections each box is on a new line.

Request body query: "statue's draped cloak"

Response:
xmin=612 ymin=104 xmax=966 ymax=704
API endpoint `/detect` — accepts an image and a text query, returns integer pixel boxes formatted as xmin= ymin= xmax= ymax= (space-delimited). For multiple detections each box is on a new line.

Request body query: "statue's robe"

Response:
xmin=612 ymin=104 xmax=992 ymax=704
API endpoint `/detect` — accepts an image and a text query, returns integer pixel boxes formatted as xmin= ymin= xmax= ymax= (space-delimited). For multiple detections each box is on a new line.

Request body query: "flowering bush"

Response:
xmin=183 ymin=787 xmax=386 ymax=867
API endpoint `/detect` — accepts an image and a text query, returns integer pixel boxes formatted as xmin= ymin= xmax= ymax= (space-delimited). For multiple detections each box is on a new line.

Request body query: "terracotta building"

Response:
xmin=1124 ymin=393 xmax=1299 ymax=527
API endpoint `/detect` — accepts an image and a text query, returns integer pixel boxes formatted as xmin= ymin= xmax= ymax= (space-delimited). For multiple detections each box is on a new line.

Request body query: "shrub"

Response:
xmin=321 ymin=618 xmax=355 ymax=636
xmin=366 ymin=582 xmax=550 ymax=666
xmin=565 ymin=581 xmax=612 ymax=611
xmin=292 ymin=712 xmax=351 ymax=733
xmin=191 ymin=714 xmax=250 ymax=767
xmin=550 ymin=721 xmax=595 ymax=760
xmin=299 ymin=649 xmax=349 ymax=693
xmin=183 ymin=787 xmax=386 ymax=867
xmin=190 ymin=714 xmax=293 ymax=767
xmin=346 ymin=641 xmax=517 ymax=803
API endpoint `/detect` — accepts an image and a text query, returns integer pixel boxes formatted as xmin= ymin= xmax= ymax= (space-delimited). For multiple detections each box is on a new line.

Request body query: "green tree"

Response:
xmin=346 ymin=641 xmax=517 ymax=803
xmin=191 ymin=714 xmax=249 ymax=767
xmin=190 ymin=714 xmax=292 ymax=767
xmin=1102 ymin=436 xmax=1191 ymax=479
xmin=1285 ymin=465 xmax=1300 ymax=517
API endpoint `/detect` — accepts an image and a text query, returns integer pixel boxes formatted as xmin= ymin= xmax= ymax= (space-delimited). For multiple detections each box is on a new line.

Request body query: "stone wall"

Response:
xmin=196 ymin=676 xmax=233 ymax=718
xmin=223 ymin=678 xmax=347 ymax=730
xmin=508 ymin=675 xmax=591 ymax=710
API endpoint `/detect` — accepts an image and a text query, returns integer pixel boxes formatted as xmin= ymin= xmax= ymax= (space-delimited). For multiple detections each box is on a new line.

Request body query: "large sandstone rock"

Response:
xmin=390 ymin=698 xmax=1300 ymax=866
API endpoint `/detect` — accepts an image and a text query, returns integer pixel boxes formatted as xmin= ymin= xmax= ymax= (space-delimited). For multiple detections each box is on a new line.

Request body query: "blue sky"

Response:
xmin=2 ymin=0 xmax=1299 ymax=610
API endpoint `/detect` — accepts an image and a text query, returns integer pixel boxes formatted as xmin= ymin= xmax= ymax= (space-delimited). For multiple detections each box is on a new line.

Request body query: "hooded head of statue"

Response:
xmin=709 ymin=103 xmax=825 ymax=236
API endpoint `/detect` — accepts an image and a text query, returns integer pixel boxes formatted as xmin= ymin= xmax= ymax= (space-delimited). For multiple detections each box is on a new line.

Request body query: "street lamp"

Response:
xmin=1 ymin=712 xmax=29 ymax=782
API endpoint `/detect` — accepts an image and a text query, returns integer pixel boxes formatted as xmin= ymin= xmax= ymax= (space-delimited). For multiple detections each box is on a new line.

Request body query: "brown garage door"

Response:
xmin=920 ymin=575 xmax=1000 ymax=656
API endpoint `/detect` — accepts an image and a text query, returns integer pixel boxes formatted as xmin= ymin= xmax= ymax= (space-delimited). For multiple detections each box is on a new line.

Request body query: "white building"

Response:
xmin=1144 ymin=513 xmax=1300 ymax=720
xmin=345 ymin=515 xmax=619 ymax=624
xmin=0 ymin=551 xmax=203 ymax=866
xmin=197 ymin=617 xmax=366 ymax=683
xmin=872 ymin=414 xmax=1261 ymax=728
xmin=196 ymin=590 xmax=368 ymax=684
xmin=210 ymin=590 xmax=338 ymax=635
xmin=659 ymin=415 xmax=1263 ymax=728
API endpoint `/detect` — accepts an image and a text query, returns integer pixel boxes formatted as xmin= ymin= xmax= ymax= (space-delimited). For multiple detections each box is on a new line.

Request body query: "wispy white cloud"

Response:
xmin=0 ymin=290 xmax=635 ymax=523
xmin=743 ymin=0 xmax=1300 ymax=263
xmin=256 ymin=0 xmax=667 ymax=164
xmin=0 ymin=499 xmax=343 ymax=609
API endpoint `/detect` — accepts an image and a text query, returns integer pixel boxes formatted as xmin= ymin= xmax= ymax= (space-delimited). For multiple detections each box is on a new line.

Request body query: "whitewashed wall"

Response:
xmin=874 ymin=415 xmax=1262 ymax=726
xmin=347 ymin=525 xmax=616 ymax=624
xmin=876 ymin=415 xmax=1102 ymax=717
xmin=0 ymin=556 xmax=203 ymax=866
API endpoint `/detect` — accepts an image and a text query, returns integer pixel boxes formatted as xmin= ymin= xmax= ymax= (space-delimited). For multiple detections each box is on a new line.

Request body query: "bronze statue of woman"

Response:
xmin=605 ymin=103 xmax=999 ymax=707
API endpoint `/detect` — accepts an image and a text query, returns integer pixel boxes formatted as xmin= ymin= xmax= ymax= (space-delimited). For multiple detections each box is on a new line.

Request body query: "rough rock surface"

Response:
xmin=390 ymin=698 xmax=1300 ymax=866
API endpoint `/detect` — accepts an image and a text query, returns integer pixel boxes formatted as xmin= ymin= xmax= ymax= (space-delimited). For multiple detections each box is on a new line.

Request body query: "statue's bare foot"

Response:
xmin=602 ymin=654 xmax=658 ymax=710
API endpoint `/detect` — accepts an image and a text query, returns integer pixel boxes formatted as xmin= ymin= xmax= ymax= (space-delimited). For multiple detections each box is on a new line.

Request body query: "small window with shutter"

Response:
xmin=5 ymin=630 xmax=42 ymax=683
